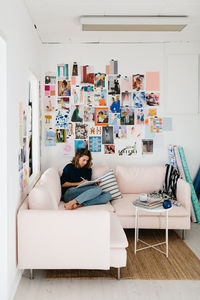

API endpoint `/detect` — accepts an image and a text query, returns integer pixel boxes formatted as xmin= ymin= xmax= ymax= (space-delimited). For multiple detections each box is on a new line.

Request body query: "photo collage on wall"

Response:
xmin=44 ymin=60 xmax=163 ymax=156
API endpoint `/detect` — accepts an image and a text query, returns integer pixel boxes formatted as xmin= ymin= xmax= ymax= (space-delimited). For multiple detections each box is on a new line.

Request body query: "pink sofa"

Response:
xmin=17 ymin=164 xmax=191 ymax=279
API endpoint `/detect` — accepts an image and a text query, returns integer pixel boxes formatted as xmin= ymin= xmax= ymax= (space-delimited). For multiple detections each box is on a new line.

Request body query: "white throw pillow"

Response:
xmin=99 ymin=169 xmax=122 ymax=200
xmin=28 ymin=182 xmax=58 ymax=210
xmin=40 ymin=168 xmax=61 ymax=204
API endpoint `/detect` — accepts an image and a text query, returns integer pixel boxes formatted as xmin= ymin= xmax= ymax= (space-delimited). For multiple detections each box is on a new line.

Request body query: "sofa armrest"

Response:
xmin=176 ymin=178 xmax=191 ymax=214
xmin=17 ymin=209 xmax=110 ymax=270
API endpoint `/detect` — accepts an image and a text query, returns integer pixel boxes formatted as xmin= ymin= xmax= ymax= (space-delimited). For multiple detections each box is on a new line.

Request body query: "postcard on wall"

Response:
xmin=44 ymin=114 xmax=53 ymax=127
xmin=113 ymin=125 xmax=127 ymax=139
xmin=132 ymin=91 xmax=146 ymax=108
xmin=45 ymin=96 xmax=56 ymax=112
xmin=142 ymin=139 xmax=153 ymax=154
xmin=89 ymin=126 xmax=102 ymax=136
xmin=64 ymin=139 xmax=75 ymax=156
xmin=45 ymin=85 xmax=56 ymax=97
xmin=72 ymin=62 xmax=78 ymax=76
xmin=109 ymin=95 xmax=120 ymax=113
xmin=66 ymin=122 xmax=74 ymax=137
xmin=104 ymin=145 xmax=115 ymax=154
xmin=75 ymin=123 xmax=88 ymax=139
xmin=45 ymin=129 xmax=56 ymax=146
xmin=132 ymin=74 xmax=145 ymax=91
xmin=57 ymin=97 xmax=70 ymax=110
xmin=45 ymin=73 xmax=56 ymax=85
xmin=146 ymin=72 xmax=160 ymax=91
xmin=109 ymin=113 xmax=120 ymax=126
xmin=120 ymin=106 xmax=134 ymax=125
xmin=71 ymin=86 xmax=80 ymax=104
xmin=56 ymin=129 xmax=66 ymax=143
xmin=121 ymin=75 xmax=132 ymax=91
xmin=134 ymin=108 xmax=145 ymax=125
xmin=127 ymin=125 xmax=145 ymax=139
xmin=81 ymin=65 xmax=94 ymax=84
xmin=84 ymin=107 xmax=94 ymax=122
xmin=116 ymin=139 xmax=138 ymax=156
xmin=55 ymin=109 xmax=70 ymax=128
xmin=108 ymin=75 xmax=120 ymax=95
xmin=94 ymin=107 xmax=109 ymax=126
xmin=146 ymin=92 xmax=160 ymax=106
xmin=71 ymin=105 xmax=84 ymax=122
xmin=149 ymin=117 xmax=163 ymax=133
xmin=58 ymin=80 xmax=71 ymax=97
xmin=146 ymin=107 xmax=157 ymax=117
xmin=84 ymin=91 xmax=94 ymax=106
xmin=57 ymin=64 xmax=69 ymax=79
xmin=75 ymin=140 xmax=88 ymax=151
xmin=102 ymin=126 xmax=114 ymax=144
xmin=121 ymin=92 xmax=132 ymax=106
xmin=23 ymin=166 xmax=28 ymax=188
xmin=94 ymin=73 xmax=106 ymax=89
xmin=89 ymin=136 xmax=101 ymax=152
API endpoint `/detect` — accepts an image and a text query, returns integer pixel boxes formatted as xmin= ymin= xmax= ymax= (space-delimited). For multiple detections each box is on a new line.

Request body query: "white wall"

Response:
xmin=0 ymin=1 xmax=41 ymax=299
xmin=41 ymin=42 xmax=200 ymax=180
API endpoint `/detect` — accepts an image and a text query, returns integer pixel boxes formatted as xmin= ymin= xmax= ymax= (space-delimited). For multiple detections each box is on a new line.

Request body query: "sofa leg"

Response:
xmin=30 ymin=269 xmax=34 ymax=280
xmin=117 ymin=268 xmax=120 ymax=280
xmin=181 ymin=230 xmax=185 ymax=240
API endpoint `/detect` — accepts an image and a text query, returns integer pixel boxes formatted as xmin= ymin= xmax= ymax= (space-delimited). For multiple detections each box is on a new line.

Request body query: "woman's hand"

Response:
xmin=94 ymin=180 xmax=101 ymax=186
xmin=78 ymin=179 xmax=88 ymax=186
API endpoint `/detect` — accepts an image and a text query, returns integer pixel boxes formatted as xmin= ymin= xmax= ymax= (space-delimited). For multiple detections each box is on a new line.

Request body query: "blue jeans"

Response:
xmin=63 ymin=186 xmax=111 ymax=207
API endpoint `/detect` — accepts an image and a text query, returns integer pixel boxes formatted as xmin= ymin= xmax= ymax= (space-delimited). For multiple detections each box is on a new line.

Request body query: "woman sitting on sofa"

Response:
xmin=61 ymin=148 xmax=111 ymax=210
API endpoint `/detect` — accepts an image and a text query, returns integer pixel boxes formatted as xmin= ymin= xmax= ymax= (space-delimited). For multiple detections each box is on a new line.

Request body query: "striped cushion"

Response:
xmin=99 ymin=170 xmax=122 ymax=200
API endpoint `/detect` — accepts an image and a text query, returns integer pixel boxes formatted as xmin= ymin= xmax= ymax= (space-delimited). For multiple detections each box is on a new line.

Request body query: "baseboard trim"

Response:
xmin=9 ymin=268 xmax=23 ymax=300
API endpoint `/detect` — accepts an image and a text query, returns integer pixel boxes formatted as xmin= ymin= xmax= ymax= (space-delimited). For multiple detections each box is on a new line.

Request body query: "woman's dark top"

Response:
xmin=61 ymin=163 xmax=92 ymax=196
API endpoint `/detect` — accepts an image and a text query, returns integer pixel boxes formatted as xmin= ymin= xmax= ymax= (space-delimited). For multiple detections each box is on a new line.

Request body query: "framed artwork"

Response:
xmin=94 ymin=107 xmax=109 ymax=126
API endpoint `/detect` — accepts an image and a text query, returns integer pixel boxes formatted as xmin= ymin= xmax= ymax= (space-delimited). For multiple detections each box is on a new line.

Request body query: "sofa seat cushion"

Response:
xmin=58 ymin=201 xmax=115 ymax=212
xmin=110 ymin=212 xmax=128 ymax=249
xmin=111 ymin=194 xmax=189 ymax=217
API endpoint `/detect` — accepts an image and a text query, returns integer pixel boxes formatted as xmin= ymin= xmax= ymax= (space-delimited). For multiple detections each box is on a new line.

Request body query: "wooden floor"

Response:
xmin=14 ymin=223 xmax=200 ymax=300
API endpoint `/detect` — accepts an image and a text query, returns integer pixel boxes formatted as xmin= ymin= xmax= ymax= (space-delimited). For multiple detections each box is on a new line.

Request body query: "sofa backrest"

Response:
xmin=115 ymin=165 xmax=166 ymax=194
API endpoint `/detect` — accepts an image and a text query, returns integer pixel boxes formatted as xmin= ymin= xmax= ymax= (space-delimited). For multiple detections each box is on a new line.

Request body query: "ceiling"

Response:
xmin=24 ymin=0 xmax=200 ymax=44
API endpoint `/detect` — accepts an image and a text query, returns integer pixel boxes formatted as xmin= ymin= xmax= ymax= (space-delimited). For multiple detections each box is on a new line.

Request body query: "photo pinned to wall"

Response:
xmin=58 ymin=80 xmax=71 ymax=97
xmin=89 ymin=126 xmax=102 ymax=136
xmin=94 ymin=107 xmax=109 ymax=126
xmin=45 ymin=85 xmax=56 ymax=97
xmin=57 ymin=64 xmax=69 ymax=79
xmin=72 ymin=62 xmax=78 ymax=76
xmin=82 ymin=85 xmax=94 ymax=92
xmin=102 ymin=126 xmax=114 ymax=144
xmin=57 ymin=97 xmax=70 ymax=110
xmin=146 ymin=92 xmax=160 ymax=106
xmin=81 ymin=65 xmax=94 ymax=84
xmin=109 ymin=59 xmax=118 ymax=74
xmin=109 ymin=95 xmax=120 ymax=113
xmin=146 ymin=107 xmax=157 ymax=117
xmin=149 ymin=117 xmax=163 ymax=133
xmin=45 ymin=73 xmax=56 ymax=85
xmin=75 ymin=123 xmax=88 ymax=140
xmin=121 ymin=75 xmax=132 ymax=91
xmin=132 ymin=74 xmax=145 ymax=91
xmin=109 ymin=113 xmax=120 ymax=126
xmin=89 ymin=136 xmax=101 ymax=152
xmin=94 ymin=88 xmax=107 ymax=106
xmin=84 ymin=107 xmax=94 ymax=122
xmin=113 ymin=125 xmax=127 ymax=139
xmin=84 ymin=91 xmax=94 ymax=106
xmin=120 ymin=106 xmax=134 ymax=125
xmin=45 ymin=96 xmax=56 ymax=112
xmin=45 ymin=129 xmax=56 ymax=146
xmin=146 ymin=72 xmax=160 ymax=91
xmin=104 ymin=145 xmax=115 ymax=154
xmin=64 ymin=139 xmax=75 ymax=156
xmin=94 ymin=88 xmax=101 ymax=106
xmin=55 ymin=109 xmax=70 ymax=128
xmin=127 ymin=125 xmax=145 ymax=139
xmin=132 ymin=91 xmax=146 ymax=108
xmin=116 ymin=139 xmax=138 ymax=156
xmin=94 ymin=73 xmax=106 ymax=88
xmin=44 ymin=114 xmax=53 ymax=127
xmin=71 ymin=105 xmax=84 ymax=122
xmin=71 ymin=86 xmax=80 ymax=104
xmin=66 ymin=122 xmax=74 ymax=137
xmin=56 ymin=129 xmax=66 ymax=143
xmin=121 ymin=92 xmax=132 ymax=106
xmin=135 ymin=108 xmax=145 ymax=125
xmin=108 ymin=75 xmax=120 ymax=95
xmin=142 ymin=139 xmax=153 ymax=154
xmin=75 ymin=140 xmax=88 ymax=151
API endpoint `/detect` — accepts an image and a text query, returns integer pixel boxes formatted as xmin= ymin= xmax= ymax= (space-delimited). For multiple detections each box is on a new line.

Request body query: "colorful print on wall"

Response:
xmin=58 ymin=80 xmax=71 ymax=97
xmin=64 ymin=139 xmax=75 ymax=156
xmin=57 ymin=64 xmax=69 ymax=79
xmin=109 ymin=113 xmax=120 ymax=126
xmin=108 ymin=75 xmax=120 ymax=95
xmin=146 ymin=92 xmax=160 ymax=106
xmin=89 ymin=136 xmax=101 ymax=152
xmin=142 ymin=139 xmax=153 ymax=154
xmin=94 ymin=107 xmax=109 ymax=126
xmin=55 ymin=109 xmax=70 ymax=128
xmin=104 ymin=145 xmax=115 ymax=154
xmin=94 ymin=73 xmax=106 ymax=88
xmin=120 ymin=106 xmax=134 ymax=125
xmin=132 ymin=91 xmax=146 ymax=108
xmin=56 ymin=129 xmax=66 ymax=143
xmin=102 ymin=126 xmax=114 ymax=144
xmin=45 ymin=85 xmax=56 ymax=97
xmin=71 ymin=105 xmax=84 ymax=122
xmin=135 ymin=108 xmax=144 ymax=125
xmin=75 ymin=123 xmax=88 ymax=139
xmin=84 ymin=107 xmax=94 ymax=122
xmin=45 ymin=96 xmax=56 ymax=112
xmin=132 ymin=74 xmax=145 ymax=91
xmin=45 ymin=74 xmax=56 ymax=85
xmin=75 ymin=140 xmax=88 ymax=151
xmin=45 ymin=129 xmax=56 ymax=146
xmin=109 ymin=95 xmax=120 ymax=113
xmin=89 ymin=126 xmax=102 ymax=135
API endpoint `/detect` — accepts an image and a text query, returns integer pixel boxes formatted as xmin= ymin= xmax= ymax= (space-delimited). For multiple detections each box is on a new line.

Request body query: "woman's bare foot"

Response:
xmin=71 ymin=203 xmax=83 ymax=210
xmin=64 ymin=199 xmax=78 ymax=210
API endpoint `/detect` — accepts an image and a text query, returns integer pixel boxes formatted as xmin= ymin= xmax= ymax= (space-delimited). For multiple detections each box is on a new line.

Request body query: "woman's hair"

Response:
xmin=62 ymin=80 xmax=67 ymax=87
xmin=71 ymin=148 xmax=93 ymax=168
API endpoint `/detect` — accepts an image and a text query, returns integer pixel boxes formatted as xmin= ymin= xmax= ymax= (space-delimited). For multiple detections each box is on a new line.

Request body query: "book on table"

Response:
xmin=133 ymin=197 xmax=164 ymax=209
